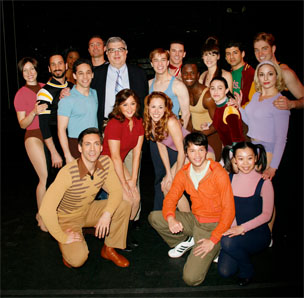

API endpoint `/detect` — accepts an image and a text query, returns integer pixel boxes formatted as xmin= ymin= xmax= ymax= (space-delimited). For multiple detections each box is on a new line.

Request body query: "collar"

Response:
xmin=47 ymin=77 xmax=68 ymax=88
xmin=109 ymin=63 xmax=127 ymax=73
xmin=77 ymin=157 xmax=103 ymax=180
xmin=216 ymin=97 xmax=229 ymax=108
xmin=168 ymin=63 xmax=182 ymax=77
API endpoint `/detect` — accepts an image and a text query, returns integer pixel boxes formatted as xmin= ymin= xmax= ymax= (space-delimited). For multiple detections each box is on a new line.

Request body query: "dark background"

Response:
xmin=1 ymin=0 xmax=303 ymax=110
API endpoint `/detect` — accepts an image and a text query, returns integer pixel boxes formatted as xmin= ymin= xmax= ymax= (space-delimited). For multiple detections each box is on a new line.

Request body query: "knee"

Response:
xmin=183 ymin=271 xmax=205 ymax=287
xmin=221 ymin=235 xmax=236 ymax=251
xmin=217 ymin=264 xmax=232 ymax=278
xmin=148 ymin=211 xmax=162 ymax=228
xmin=64 ymin=250 xmax=88 ymax=268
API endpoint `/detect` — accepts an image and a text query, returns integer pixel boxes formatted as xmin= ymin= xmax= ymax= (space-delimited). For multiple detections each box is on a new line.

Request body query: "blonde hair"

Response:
xmin=254 ymin=61 xmax=285 ymax=93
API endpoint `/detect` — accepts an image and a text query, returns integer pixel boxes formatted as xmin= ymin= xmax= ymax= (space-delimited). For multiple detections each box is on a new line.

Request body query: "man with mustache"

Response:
xmin=37 ymin=53 xmax=74 ymax=187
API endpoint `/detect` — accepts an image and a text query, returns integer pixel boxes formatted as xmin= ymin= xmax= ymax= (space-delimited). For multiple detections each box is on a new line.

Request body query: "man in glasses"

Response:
xmin=91 ymin=36 xmax=148 ymax=130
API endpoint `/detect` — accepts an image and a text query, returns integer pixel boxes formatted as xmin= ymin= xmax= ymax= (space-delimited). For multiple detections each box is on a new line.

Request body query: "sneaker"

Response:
xmin=168 ymin=237 xmax=195 ymax=258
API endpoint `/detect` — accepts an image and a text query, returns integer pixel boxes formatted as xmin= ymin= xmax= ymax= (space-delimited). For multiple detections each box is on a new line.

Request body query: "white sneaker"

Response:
xmin=168 ymin=237 xmax=195 ymax=258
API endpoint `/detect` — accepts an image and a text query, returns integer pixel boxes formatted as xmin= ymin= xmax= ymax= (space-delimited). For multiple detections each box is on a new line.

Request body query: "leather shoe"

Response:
xmin=62 ymin=257 xmax=72 ymax=268
xmin=238 ymin=278 xmax=251 ymax=286
xmin=101 ymin=244 xmax=130 ymax=267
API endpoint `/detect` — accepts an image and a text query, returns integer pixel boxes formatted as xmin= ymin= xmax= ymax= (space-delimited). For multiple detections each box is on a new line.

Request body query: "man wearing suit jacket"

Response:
xmin=91 ymin=36 xmax=148 ymax=131
xmin=91 ymin=37 xmax=148 ymax=236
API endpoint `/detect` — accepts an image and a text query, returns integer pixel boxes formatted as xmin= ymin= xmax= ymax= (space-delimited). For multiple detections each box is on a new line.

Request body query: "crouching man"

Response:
xmin=39 ymin=127 xmax=131 ymax=268
xmin=148 ymin=132 xmax=235 ymax=286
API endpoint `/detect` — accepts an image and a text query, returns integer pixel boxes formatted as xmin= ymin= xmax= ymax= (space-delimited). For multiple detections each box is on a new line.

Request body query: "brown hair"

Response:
xmin=17 ymin=57 xmax=38 ymax=73
xmin=149 ymin=48 xmax=169 ymax=62
xmin=253 ymin=32 xmax=276 ymax=47
xmin=143 ymin=91 xmax=176 ymax=142
xmin=108 ymin=88 xmax=141 ymax=122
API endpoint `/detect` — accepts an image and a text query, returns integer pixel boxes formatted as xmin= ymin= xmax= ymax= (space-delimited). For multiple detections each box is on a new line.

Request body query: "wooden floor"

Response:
xmin=1 ymin=108 xmax=303 ymax=297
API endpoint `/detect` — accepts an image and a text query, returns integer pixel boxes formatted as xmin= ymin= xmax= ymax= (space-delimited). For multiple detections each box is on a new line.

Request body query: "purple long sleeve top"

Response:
xmin=240 ymin=92 xmax=290 ymax=169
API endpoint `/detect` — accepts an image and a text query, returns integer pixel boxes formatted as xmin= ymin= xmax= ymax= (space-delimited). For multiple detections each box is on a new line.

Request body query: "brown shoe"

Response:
xmin=101 ymin=244 xmax=130 ymax=267
xmin=62 ymin=257 xmax=72 ymax=268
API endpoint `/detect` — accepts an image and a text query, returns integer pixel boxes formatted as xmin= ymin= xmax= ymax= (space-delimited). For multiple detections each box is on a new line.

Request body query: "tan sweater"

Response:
xmin=39 ymin=155 xmax=122 ymax=244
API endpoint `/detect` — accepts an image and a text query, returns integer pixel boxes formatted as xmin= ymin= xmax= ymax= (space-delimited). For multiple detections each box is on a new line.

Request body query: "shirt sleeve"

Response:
xmin=39 ymin=166 xmax=72 ymax=244
xmin=242 ymin=179 xmax=274 ymax=232
xmin=104 ymin=119 xmax=122 ymax=141
xmin=58 ymin=96 xmax=73 ymax=117
xmin=14 ymin=88 xmax=28 ymax=112
xmin=270 ymin=109 xmax=290 ymax=169
xmin=37 ymin=88 xmax=53 ymax=139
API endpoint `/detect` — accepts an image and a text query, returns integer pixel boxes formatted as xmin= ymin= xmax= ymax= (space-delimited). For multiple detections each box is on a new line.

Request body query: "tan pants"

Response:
xmin=58 ymin=200 xmax=131 ymax=267
xmin=124 ymin=149 xmax=142 ymax=221
xmin=148 ymin=211 xmax=220 ymax=286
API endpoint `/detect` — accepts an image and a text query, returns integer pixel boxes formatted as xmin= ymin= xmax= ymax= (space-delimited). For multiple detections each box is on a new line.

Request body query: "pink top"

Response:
xmin=14 ymin=83 xmax=44 ymax=130
xmin=230 ymin=170 xmax=274 ymax=232
xmin=102 ymin=117 xmax=144 ymax=161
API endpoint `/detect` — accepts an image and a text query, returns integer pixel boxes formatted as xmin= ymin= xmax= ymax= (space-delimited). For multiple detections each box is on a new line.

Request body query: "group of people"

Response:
xmin=13 ymin=32 xmax=303 ymax=287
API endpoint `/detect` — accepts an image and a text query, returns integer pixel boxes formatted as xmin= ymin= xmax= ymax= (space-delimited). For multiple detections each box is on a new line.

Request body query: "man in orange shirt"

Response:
xmin=148 ymin=132 xmax=235 ymax=286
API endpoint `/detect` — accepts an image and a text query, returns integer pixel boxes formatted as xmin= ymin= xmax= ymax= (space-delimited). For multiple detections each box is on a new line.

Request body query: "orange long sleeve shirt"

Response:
xmin=162 ymin=160 xmax=235 ymax=244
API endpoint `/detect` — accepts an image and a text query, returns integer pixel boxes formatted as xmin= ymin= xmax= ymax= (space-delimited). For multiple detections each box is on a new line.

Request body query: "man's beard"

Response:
xmin=52 ymin=69 xmax=66 ymax=79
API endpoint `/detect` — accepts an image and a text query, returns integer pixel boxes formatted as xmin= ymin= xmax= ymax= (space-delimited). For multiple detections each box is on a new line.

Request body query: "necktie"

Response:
xmin=115 ymin=69 xmax=123 ymax=94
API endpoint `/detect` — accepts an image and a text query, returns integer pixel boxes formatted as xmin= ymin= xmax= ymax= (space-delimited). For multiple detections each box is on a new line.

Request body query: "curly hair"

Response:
xmin=254 ymin=61 xmax=285 ymax=93
xmin=143 ymin=91 xmax=176 ymax=142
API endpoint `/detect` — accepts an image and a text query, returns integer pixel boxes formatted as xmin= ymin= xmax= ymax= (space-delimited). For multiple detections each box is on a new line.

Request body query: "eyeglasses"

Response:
xmin=107 ymin=47 xmax=126 ymax=54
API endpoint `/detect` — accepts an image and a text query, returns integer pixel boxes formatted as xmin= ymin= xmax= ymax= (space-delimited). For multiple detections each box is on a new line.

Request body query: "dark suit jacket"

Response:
xmin=91 ymin=63 xmax=149 ymax=131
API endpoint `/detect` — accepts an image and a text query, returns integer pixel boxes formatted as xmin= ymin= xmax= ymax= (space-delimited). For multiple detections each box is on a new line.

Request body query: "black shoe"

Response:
xmin=238 ymin=278 xmax=251 ymax=286
xmin=120 ymin=244 xmax=133 ymax=253
xmin=128 ymin=235 xmax=139 ymax=248
xmin=133 ymin=220 xmax=141 ymax=231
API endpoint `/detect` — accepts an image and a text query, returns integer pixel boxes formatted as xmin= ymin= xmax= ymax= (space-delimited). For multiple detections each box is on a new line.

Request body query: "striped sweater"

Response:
xmin=39 ymin=155 xmax=122 ymax=244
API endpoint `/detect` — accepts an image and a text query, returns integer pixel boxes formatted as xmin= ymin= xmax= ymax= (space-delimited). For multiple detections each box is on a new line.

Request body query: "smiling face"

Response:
xmin=49 ymin=55 xmax=67 ymax=79
xmin=202 ymin=51 xmax=219 ymax=68
xmin=151 ymin=53 xmax=169 ymax=75
xmin=257 ymin=64 xmax=277 ymax=90
xmin=234 ymin=147 xmax=257 ymax=174
xmin=88 ymin=37 xmax=105 ymax=59
xmin=186 ymin=143 xmax=208 ymax=170
xmin=148 ymin=97 xmax=165 ymax=123
xmin=106 ymin=41 xmax=128 ymax=69
xmin=78 ymin=133 xmax=102 ymax=164
xmin=169 ymin=43 xmax=186 ymax=66
xmin=22 ymin=62 xmax=37 ymax=85
xmin=181 ymin=64 xmax=199 ymax=87
xmin=209 ymin=79 xmax=229 ymax=103
xmin=73 ymin=63 xmax=94 ymax=89
xmin=119 ymin=96 xmax=137 ymax=120
xmin=254 ymin=40 xmax=275 ymax=63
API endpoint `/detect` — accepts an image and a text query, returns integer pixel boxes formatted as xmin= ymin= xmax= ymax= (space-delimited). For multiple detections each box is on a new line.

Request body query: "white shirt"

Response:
xmin=189 ymin=161 xmax=210 ymax=190
xmin=104 ymin=64 xmax=130 ymax=117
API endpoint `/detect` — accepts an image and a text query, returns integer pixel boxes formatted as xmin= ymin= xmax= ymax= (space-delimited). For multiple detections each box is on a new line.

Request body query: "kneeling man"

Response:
xmin=39 ymin=127 xmax=131 ymax=268
xmin=148 ymin=132 xmax=235 ymax=286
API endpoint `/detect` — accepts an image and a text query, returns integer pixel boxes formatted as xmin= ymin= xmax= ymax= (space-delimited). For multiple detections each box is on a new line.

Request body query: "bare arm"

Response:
xmin=108 ymin=140 xmax=132 ymax=196
xmin=16 ymin=101 xmax=47 ymax=129
xmin=130 ymin=135 xmax=144 ymax=184
xmin=173 ymin=80 xmax=190 ymax=128
xmin=57 ymin=115 xmax=74 ymax=164
xmin=223 ymin=70 xmax=233 ymax=93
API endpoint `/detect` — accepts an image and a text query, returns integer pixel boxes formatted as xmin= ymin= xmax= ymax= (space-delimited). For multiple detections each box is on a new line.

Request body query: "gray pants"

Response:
xmin=148 ymin=211 xmax=220 ymax=286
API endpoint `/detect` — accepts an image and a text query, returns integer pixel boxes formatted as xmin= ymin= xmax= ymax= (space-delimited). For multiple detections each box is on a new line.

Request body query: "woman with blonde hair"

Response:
xmin=14 ymin=57 xmax=48 ymax=232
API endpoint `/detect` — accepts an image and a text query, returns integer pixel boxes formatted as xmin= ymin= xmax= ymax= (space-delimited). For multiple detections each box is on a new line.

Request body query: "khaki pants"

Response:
xmin=124 ymin=149 xmax=142 ymax=221
xmin=58 ymin=200 xmax=131 ymax=267
xmin=148 ymin=211 xmax=220 ymax=286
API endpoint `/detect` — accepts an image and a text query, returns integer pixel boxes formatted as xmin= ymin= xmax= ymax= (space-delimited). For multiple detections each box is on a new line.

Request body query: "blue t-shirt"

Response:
xmin=58 ymin=86 xmax=98 ymax=138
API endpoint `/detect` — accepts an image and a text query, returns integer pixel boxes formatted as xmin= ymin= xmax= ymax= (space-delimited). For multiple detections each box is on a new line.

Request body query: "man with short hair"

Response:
xmin=253 ymin=32 xmax=304 ymax=110
xmin=148 ymin=132 xmax=235 ymax=286
xmin=181 ymin=61 xmax=222 ymax=161
xmin=168 ymin=40 xmax=186 ymax=80
xmin=225 ymin=40 xmax=255 ymax=107
xmin=37 ymin=53 xmax=74 ymax=187
xmin=149 ymin=48 xmax=190 ymax=210
xmin=88 ymin=35 xmax=107 ymax=70
xmin=39 ymin=127 xmax=131 ymax=268
xmin=58 ymin=58 xmax=98 ymax=164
